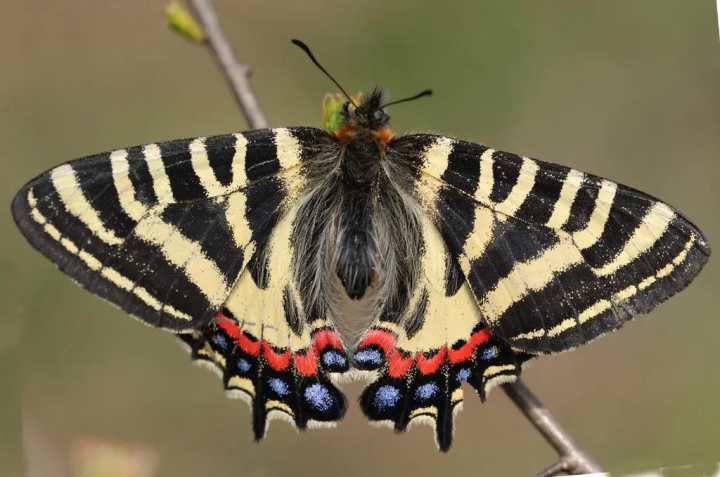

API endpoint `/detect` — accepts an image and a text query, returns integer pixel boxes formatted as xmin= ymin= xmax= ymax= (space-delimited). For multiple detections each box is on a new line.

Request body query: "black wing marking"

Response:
xmin=390 ymin=134 xmax=710 ymax=353
xmin=12 ymin=127 xmax=332 ymax=330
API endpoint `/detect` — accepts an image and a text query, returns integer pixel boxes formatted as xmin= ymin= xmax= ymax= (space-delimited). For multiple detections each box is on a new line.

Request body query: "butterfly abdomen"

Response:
xmin=336 ymin=187 xmax=377 ymax=300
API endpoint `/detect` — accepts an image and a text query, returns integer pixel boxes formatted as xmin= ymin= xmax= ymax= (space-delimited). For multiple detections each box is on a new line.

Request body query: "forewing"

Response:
xmin=392 ymin=134 xmax=710 ymax=354
xmin=12 ymin=127 xmax=329 ymax=330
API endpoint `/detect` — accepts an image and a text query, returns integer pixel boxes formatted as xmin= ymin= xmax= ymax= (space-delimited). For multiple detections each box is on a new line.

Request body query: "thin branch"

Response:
xmin=503 ymin=380 xmax=603 ymax=476
xmin=186 ymin=0 xmax=269 ymax=129
xmin=178 ymin=2 xmax=604 ymax=475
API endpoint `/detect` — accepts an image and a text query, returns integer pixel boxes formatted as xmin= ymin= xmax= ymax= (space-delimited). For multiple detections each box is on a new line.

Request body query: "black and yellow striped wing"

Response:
xmin=11 ymin=128 xmax=324 ymax=330
xmin=397 ymin=134 xmax=710 ymax=354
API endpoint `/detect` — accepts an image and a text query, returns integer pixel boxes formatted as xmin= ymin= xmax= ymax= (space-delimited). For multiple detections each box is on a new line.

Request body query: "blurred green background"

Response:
xmin=2 ymin=1 xmax=719 ymax=476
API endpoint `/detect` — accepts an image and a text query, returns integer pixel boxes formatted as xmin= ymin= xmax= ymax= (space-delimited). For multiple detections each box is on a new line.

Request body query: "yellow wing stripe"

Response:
xmin=546 ymin=169 xmax=584 ymax=229
xmin=110 ymin=149 xmax=148 ymax=221
xmin=275 ymin=128 xmax=303 ymax=170
xmin=27 ymin=189 xmax=192 ymax=321
xmin=494 ymin=157 xmax=539 ymax=218
xmin=189 ymin=135 xmax=249 ymax=196
xmin=514 ymin=234 xmax=696 ymax=342
xmin=143 ymin=143 xmax=175 ymax=204
xmin=475 ymin=148 xmax=495 ymax=204
xmin=134 ymin=214 xmax=230 ymax=306
xmin=50 ymin=164 xmax=124 ymax=245
xmin=594 ymin=202 xmax=675 ymax=276
xmin=572 ymin=180 xmax=617 ymax=250
xmin=395 ymin=214 xmax=481 ymax=352
xmin=420 ymin=136 xmax=455 ymax=180
xmin=479 ymin=240 xmax=584 ymax=323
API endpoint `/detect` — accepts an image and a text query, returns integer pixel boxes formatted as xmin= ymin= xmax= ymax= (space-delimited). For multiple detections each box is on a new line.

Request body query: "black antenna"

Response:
xmin=291 ymin=39 xmax=357 ymax=107
xmin=381 ymin=89 xmax=433 ymax=108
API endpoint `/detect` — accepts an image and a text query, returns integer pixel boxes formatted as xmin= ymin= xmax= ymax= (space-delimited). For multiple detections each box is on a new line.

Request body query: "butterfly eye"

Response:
xmin=373 ymin=110 xmax=385 ymax=122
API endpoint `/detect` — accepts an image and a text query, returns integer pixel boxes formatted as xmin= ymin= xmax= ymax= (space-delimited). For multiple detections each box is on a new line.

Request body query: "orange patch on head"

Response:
xmin=373 ymin=127 xmax=395 ymax=146
xmin=333 ymin=124 xmax=357 ymax=143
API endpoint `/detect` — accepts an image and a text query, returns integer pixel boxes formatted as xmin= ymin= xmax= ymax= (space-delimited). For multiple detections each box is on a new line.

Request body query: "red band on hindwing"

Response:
xmin=263 ymin=342 xmax=291 ymax=371
xmin=356 ymin=326 xmax=495 ymax=377
xmin=449 ymin=328 xmax=491 ymax=364
xmin=416 ymin=347 xmax=446 ymax=375
xmin=294 ymin=348 xmax=318 ymax=376
xmin=214 ymin=313 xmax=348 ymax=376
xmin=313 ymin=328 xmax=344 ymax=351
xmin=358 ymin=329 xmax=414 ymax=378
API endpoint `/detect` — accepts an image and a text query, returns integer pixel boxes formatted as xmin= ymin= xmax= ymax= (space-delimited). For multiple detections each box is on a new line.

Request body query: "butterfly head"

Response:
xmin=293 ymin=39 xmax=431 ymax=147
xmin=347 ymin=88 xmax=390 ymax=130
xmin=324 ymin=89 xmax=394 ymax=146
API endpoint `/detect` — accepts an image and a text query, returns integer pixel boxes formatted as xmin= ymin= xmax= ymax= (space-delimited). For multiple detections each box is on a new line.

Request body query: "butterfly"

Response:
xmin=11 ymin=40 xmax=710 ymax=451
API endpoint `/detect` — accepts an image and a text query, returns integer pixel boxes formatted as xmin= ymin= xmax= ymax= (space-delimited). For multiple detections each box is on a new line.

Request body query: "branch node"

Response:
xmin=166 ymin=2 xmax=206 ymax=43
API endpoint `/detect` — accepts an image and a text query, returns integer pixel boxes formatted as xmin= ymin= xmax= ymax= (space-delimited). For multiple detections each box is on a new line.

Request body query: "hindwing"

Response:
xmin=354 ymin=212 xmax=530 ymax=451
xmin=179 ymin=208 xmax=349 ymax=438
xmin=392 ymin=134 xmax=710 ymax=354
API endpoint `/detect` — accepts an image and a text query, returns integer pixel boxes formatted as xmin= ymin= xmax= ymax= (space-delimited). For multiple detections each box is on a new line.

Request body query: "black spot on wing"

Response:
xmin=159 ymin=138 xmax=207 ymax=201
xmin=445 ymin=255 xmax=465 ymax=297
xmin=160 ymin=200 xmax=245 ymax=284
xmin=204 ymin=134 xmax=237 ymax=188
xmin=436 ymin=186 xmax=475 ymax=263
xmin=125 ymin=146 xmax=158 ymax=206
xmin=403 ymin=288 xmax=429 ymax=339
xmin=244 ymin=129 xmax=279 ymax=181
xmin=107 ymin=230 xmax=212 ymax=318
xmin=244 ymin=175 xmax=286 ymax=286
xmin=470 ymin=219 xmax=560 ymax=296
xmin=580 ymin=190 xmax=651 ymax=269
xmin=562 ymin=176 xmax=600 ymax=233
xmin=440 ymin=140 xmax=485 ymax=195
xmin=489 ymin=151 xmax=523 ymax=203
xmin=386 ymin=133 xmax=445 ymax=178
xmin=245 ymin=176 xmax=285 ymax=244
xmin=495 ymin=263 xmax=612 ymax=349
xmin=609 ymin=216 xmax=691 ymax=287
xmin=286 ymin=127 xmax=337 ymax=162
xmin=31 ymin=179 xmax=117 ymax=261
xmin=248 ymin=244 xmax=270 ymax=289
xmin=73 ymin=154 xmax=136 ymax=239
xmin=282 ymin=286 xmax=303 ymax=335
xmin=515 ymin=163 xmax=568 ymax=224
xmin=379 ymin=268 xmax=413 ymax=324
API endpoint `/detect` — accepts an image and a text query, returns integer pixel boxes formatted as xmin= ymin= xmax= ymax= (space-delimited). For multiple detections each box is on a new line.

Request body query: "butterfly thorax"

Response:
xmin=285 ymin=91 xmax=425 ymax=343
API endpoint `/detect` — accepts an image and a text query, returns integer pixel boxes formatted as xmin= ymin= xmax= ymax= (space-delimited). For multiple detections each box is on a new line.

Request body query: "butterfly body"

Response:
xmin=12 ymin=88 xmax=710 ymax=450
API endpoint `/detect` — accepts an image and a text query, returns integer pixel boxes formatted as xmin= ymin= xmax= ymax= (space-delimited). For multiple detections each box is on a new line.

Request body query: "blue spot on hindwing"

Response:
xmin=415 ymin=383 xmax=438 ymax=401
xmin=354 ymin=349 xmax=383 ymax=367
xmin=304 ymin=383 xmax=333 ymax=412
xmin=321 ymin=350 xmax=347 ymax=368
xmin=236 ymin=358 xmax=252 ymax=372
xmin=211 ymin=333 xmax=228 ymax=350
xmin=480 ymin=346 xmax=499 ymax=361
xmin=268 ymin=377 xmax=289 ymax=396
xmin=373 ymin=385 xmax=401 ymax=410
xmin=455 ymin=368 xmax=471 ymax=383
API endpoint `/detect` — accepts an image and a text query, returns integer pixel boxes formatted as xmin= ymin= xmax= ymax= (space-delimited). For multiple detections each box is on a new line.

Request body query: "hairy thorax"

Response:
xmin=290 ymin=136 xmax=423 ymax=345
